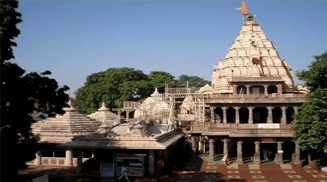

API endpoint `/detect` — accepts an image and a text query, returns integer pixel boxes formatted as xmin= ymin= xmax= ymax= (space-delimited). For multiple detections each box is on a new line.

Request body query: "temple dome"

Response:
xmin=212 ymin=17 xmax=295 ymax=93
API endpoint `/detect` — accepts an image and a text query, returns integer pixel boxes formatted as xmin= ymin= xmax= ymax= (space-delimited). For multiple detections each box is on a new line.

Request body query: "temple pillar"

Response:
xmin=34 ymin=151 xmax=42 ymax=165
xmin=222 ymin=107 xmax=227 ymax=124
xmin=275 ymin=141 xmax=283 ymax=164
xmin=292 ymin=143 xmax=301 ymax=164
xmin=277 ymin=84 xmax=282 ymax=95
xmin=294 ymin=106 xmax=299 ymax=115
xmin=148 ymin=150 xmax=155 ymax=176
xmin=210 ymin=107 xmax=215 ymax=123
xmin=237 ymin=140 xmax=243 ymax=164
xmin=234 ymin=107 xmax=240 ymax=124
xmin=267 ymin=106 xmax=273 ymax=123
xmin=191 ymin=136 xmax=197 ymax=152
xmin=254 ymin=141 xmax=261 ymax=164
xmin=264 ymin=85 xmax=268 ymax=96
xmin=223 ymin=139 xmax=229 ymax=155
xmin=281 ymin=106 xmax=287 ymax=124
xmin=126 ymin=110 xmax=130 ymax=122
xmin=203 ymin=139 xmax=206 ymax=154
xmin=76 ymin=150 xmax=83 ymax=173
xmin=246 ymin=85 xmax=250 ymax=95
xmin=209 ymin=138 xmax=215 ymax=161
xmin=65 ymin=149 xmax=73 ymax=166
xmin=233 ymin=85 xmax=237 ymax=95
xmin=248 ymin=106 xmax=254 ymax=124
xmin=118 ymin=109 xmax=121 ymax=121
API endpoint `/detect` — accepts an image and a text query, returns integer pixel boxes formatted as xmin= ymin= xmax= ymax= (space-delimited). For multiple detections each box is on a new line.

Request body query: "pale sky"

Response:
xmin=14 ymin=1 xmax=327 ymax=97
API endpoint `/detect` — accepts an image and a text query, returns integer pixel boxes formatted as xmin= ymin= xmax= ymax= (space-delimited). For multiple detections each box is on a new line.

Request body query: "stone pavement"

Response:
xmin=16 ymin=159 xmax=327 ymax=182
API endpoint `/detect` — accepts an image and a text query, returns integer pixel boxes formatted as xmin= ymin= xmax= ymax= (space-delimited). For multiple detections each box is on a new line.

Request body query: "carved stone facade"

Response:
xmin=189 ymin=15 xmax=308 ymax=164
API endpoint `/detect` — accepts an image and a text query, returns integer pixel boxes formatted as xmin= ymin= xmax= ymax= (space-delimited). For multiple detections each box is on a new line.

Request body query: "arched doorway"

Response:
xmin=268 ymin=85 xmax=278 ymax=94
xmin=237 ymin=85 xmax=247 ymax=94
xmin=214 ymin=107 xmax=223 ymax=123
xmin=227 ymin=107 xmax=236 ymax=123
xmin=273 ymin=107 xmax=282 ymax=123
xmin=253 ymin=107 xmax=267 ymax=123
xmin=240 ymin=107 xmax=249 ymax=124
xmin=286 ymin=107 xmax=294 ymax=124
xmin=251 ymin=86 xmax=264 ymax=94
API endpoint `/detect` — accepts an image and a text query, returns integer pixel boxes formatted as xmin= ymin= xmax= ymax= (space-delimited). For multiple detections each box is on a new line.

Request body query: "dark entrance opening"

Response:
xmin=243 ymin=140 xmax=255 ymax=163
xmin=260 ymin=143 xmax=277 ymax=162
xmin=268 ymin=85 xmax=277 ymax=94
xmin=253 ymin=107 xmax=267 ymax=123
xmin=237 ymin=85 xmax=247 ymax=94
xmin=283 ymin=140 xmax=295 ymax=163
xmin=215 ymin=107 xmax=223 ymax=123
xmin=239 ymin=107 xmax=249 ymax=124
xmin=227 ymin=107 xmax=235 ymax=123
xmin=286 ymin=107 xmax=294 ymax=124
xmin=273 ymin=107 xmax=282 ymax=123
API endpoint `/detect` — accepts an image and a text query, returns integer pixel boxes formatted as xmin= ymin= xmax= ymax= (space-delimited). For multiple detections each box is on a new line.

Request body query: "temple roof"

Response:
xmin=32 ymin=100 xmax=102 ymax=144
xmin=88 ymin=102 xmax=120 ymax=126
xmin=212 ymin=16 xmax=295 ymax=93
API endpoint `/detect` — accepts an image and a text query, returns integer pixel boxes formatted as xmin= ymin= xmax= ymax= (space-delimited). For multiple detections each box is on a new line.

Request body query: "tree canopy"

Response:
xmin=75 ymin=69 xmax=211 ymax=114
xmin=1 ymin=0 xmax=70 ymax=179
xmin=175 ymin=74 xmax=211 ymax=88
xmin=291 ymin=51 xmax=327 ymax=164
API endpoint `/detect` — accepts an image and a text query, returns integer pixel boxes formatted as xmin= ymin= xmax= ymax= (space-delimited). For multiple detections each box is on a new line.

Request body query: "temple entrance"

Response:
xmin=243 ymin=140 xmax=255 ymax=163
xmin=283 ymin=140 xmax=295 ymax=163
xmin=260 ymin=143 xmax=277 ymax=162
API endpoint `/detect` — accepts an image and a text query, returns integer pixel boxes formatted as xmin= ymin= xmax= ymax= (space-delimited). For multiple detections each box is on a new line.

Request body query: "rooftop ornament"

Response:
xmin=236 ymin=0 xmax=256 ymax=24
xmin=151 ymin=87 xmax=161 ymax=97
xmin=98 ymin=102 xmax=110 ymax=111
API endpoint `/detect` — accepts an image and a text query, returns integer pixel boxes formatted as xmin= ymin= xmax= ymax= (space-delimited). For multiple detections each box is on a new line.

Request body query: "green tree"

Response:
xmin=291 ymin=51 xmax=327 ymax=164
xmin=148 ymin=71 xmax=176 ymax=93
xmin=1 ymin=0 xmax=70 ymax=179
xmin=175 ymin=74 xmax=211 ymax=87
xmin=75 ymin=67 xmax=151 ymax=114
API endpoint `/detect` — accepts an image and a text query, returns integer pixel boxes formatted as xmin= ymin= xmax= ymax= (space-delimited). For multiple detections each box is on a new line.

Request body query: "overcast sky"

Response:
xmin=14 ymin=1 xmax=327 ymax=97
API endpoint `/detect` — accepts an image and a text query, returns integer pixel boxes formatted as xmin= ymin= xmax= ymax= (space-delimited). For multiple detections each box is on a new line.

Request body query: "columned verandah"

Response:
xmin=190 ymin=136 xmax=301 ymax=164
xmin=210 ymin=106 xmax=298 ymax=124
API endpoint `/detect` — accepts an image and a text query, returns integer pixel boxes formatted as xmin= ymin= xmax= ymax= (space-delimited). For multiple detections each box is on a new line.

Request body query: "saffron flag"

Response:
xmin=241 ymin=0 xmax=248 ymax=16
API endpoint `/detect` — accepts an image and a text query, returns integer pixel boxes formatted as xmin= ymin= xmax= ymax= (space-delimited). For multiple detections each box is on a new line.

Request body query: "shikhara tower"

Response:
xmin=211 ymin=14 xmax=295 ymax=94
xmin=188 ymin=1 xmax=308 ymax=164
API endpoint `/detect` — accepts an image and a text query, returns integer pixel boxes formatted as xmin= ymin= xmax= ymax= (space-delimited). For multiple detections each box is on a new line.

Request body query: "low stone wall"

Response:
xmin=26 ymin=157 xmax=90 ymax=166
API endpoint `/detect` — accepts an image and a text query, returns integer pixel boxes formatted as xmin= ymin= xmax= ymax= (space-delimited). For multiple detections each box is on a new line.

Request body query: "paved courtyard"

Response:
xmin=16 ymin=157 xmax=327 ymax=182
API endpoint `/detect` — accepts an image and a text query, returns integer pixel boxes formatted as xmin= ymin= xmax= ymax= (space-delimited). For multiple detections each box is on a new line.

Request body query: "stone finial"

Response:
xmin=129 ymin=123 xmax=150 ymax=136
xmin=98 ymin=102 xmax=109 ymax=111
xmin=96 ymin=121 xmax=116 ymax=136
xmin=151 ymin=87 xmax=161 ymax=97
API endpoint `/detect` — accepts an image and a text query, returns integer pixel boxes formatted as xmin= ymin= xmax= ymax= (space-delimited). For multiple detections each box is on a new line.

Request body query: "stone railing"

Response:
xmin=191 ymin=123 xmax=293 ymax=135
xmin=165 ymin=87 xmax=201 ymax=94
xmin=231 ymin=76 xmax=283 ymax=82
xmin=26 ymin=157 xmax=90 ymax=166
xmin=211 ymin=93 xmax=306 ymax=99
xmin=123 ymin=101 xmax=141 ymax=110
xmin=208 ymin=93 xmax=306 ymax=102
